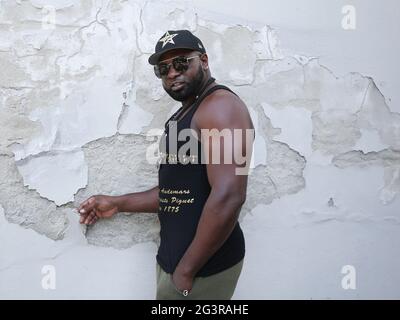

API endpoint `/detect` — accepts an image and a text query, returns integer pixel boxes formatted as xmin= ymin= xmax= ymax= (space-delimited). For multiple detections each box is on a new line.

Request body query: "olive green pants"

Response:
xmin=156 ymin=259 xmax=244 ymax=300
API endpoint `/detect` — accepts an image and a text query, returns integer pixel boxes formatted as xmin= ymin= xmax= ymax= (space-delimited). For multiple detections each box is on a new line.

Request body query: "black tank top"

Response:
xmin=157 ymin=82 xmax=245 ymax=277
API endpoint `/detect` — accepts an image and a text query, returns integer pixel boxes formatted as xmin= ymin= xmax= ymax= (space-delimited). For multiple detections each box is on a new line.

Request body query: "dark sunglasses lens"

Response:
xmin=154 ymin=65 xmax=169 ymax=77
xmin=155 ymin=56 xmax=192 ymax=78
xmin=173 ymin=57 xmax=189 ymax=72
xmin=154 ymin=66 xmax=162 ymax=78
xmin=159 ymin=64 xmax=171 ymax=77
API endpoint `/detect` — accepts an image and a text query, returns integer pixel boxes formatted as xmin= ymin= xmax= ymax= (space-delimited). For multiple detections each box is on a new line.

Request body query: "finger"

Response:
xmin=84 ymin=210 xmax=96 ymax=225
xmin=88 ymin=216 xmax=98 ymax=225
xmin=79 ymin=210 xmax=92 ymax=224
xmin=78 ymin=197 xmax=95 ymax=214
xmin=87 ymin=210 xmax=99 ymax=225
xmin=79 ymin=208 xmax=95 ymax=223
xmin=86 ymin=215 xmax=96 ymax=225
xmin=84 ymin=211 xmax=96 ymax=225
xmin=78 ymin=197 xmax=96 ymax=215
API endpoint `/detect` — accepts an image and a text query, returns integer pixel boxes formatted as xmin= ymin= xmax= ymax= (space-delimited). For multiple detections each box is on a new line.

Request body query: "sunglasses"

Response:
xmin=154 ymin=55 xmax=201 ymax=78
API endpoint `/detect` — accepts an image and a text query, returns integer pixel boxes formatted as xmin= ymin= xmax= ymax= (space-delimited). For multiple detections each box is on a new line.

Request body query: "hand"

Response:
xmin=78 ymin=195 xmax=119 ymax=225
xmin=172 ymin=269 xmax=194 ymax=296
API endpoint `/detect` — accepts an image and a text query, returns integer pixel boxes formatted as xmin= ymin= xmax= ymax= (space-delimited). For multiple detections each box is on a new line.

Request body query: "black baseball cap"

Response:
xmin=148 ymin=30 xmax=206 ymax=65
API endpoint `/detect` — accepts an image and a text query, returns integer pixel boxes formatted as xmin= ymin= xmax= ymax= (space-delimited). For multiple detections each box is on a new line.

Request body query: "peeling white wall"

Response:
xmin=0 ymin=0 xmax=399 ymax=299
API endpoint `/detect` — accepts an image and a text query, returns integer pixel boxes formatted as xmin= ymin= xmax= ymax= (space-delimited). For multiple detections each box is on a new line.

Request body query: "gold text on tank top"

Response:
xmin=159 ymin=188 xmax=195 ymax=214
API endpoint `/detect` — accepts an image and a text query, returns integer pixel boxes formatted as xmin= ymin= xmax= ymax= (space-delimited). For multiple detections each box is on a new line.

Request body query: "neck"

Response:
xmin=181 ymin=75 xmax=213 ymax=108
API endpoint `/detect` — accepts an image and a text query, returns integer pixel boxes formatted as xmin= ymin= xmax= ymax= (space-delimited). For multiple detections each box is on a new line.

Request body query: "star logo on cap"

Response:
xmin=159 ymin=31 xmax=178 ymax=48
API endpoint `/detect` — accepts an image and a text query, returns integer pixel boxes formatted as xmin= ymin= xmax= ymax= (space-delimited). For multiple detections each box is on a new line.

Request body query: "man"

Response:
xmin=78 ymin=30 xmax=254 ymax=299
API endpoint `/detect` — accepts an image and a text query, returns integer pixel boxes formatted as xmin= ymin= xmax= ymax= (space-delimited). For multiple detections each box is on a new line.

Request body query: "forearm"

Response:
xmin=175 ymin=190 xmax=244 ymax=277
xmin=114 ymin=186 xmax=159 ymax=213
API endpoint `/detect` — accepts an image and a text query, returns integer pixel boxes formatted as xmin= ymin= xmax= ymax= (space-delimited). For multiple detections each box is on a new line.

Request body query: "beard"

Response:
xmin=163 ymin=66 xmax=205 ymax=102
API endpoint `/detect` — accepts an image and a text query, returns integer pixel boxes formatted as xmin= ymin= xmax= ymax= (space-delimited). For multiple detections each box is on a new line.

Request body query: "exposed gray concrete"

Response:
xmin=0 ymin=154 xmax=68 ymax=240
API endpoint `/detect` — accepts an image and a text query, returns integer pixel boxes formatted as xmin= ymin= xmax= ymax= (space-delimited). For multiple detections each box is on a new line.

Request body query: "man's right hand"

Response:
xmin=77 ymin=195 xmax=119 ymax=225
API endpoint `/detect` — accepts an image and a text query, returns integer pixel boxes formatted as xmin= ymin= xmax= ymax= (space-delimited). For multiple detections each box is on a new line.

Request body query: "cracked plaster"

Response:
xmin=0 ymin=0 xmax=399 ymax=249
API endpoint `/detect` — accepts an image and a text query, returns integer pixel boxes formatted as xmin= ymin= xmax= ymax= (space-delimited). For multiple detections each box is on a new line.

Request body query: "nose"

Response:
xmin=166 ymin=64 xmax=181 ymax=79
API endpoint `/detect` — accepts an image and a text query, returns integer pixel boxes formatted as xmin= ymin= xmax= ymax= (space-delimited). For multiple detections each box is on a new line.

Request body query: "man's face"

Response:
xmin=157 ymin=49 xmax=206 ymax=102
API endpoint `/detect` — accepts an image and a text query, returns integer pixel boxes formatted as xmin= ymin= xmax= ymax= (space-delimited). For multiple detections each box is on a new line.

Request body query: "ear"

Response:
xmin=200 ymin=53 xmax=209 ymax=70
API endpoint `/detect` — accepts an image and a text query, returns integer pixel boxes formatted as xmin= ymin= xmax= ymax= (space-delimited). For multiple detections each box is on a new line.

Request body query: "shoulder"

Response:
xmin=195 ymin=87 xmax=253 ymax=130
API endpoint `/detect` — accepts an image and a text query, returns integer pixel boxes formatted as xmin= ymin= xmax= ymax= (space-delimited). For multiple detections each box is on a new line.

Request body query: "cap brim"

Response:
xmin=148 ymin=46 xmax=201 ymax=65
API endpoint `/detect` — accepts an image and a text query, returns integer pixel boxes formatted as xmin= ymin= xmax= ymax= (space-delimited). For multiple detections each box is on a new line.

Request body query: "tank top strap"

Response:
xmin=181 ymin=84 xmax=238 ymax=127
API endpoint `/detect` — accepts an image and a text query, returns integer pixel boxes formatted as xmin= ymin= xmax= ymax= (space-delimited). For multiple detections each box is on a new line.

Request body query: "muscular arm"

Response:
xmin=173 ymin=91 xmax=254 ymax=290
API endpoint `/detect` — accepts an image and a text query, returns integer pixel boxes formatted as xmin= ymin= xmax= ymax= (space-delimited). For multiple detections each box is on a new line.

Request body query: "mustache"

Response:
xmin=170 ymin=78 xmax=186 ymax=86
